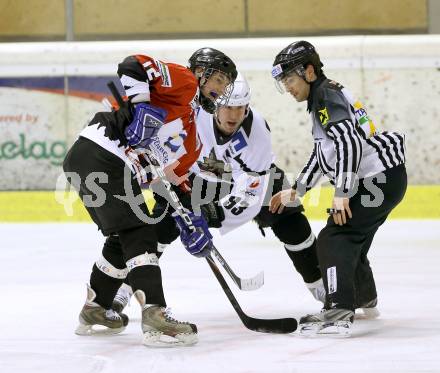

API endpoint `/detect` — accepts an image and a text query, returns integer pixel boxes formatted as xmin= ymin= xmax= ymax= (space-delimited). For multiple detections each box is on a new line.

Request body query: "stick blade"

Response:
xmin=239 ymin=271 xmax=264 ymax=291
xmin=243 ymin=316 xmax=298 ymax=334
xmin=206 ymin=256 xmax=297 ymax=334
xmin=210 ymin=247 xmax=264 ymax=292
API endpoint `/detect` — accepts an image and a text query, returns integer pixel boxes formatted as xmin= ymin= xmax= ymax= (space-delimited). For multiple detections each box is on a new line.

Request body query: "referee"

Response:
xmin=269 ymin=41 xmax=407 ymax=336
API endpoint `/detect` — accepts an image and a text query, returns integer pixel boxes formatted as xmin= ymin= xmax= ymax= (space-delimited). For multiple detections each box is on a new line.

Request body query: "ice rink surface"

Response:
xmin=1 ymin=220 xmax=439 ymax=373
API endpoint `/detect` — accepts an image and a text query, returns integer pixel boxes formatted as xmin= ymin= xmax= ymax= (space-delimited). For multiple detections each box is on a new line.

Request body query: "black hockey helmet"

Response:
xmin=189 ymin=47 xmax=237 ymax=82
xmin=271 ymin=40 xmax=323 ymax=82
xmin=188 ymin=47 xmax=238 ymax=113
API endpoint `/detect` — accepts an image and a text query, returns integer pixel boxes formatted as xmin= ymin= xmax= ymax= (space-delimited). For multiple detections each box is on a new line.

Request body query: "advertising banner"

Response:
xmin=0 ymin=77 xmax=119 ymax=189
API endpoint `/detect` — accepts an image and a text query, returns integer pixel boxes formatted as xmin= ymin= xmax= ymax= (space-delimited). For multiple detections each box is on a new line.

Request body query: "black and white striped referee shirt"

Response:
xmin=294 ymin=76 xmax=406 ymax=197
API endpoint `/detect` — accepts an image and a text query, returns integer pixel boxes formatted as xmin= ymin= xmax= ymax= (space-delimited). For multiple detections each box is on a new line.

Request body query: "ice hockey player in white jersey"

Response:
xmin=112 ymin=73 xmax=326 ymax=315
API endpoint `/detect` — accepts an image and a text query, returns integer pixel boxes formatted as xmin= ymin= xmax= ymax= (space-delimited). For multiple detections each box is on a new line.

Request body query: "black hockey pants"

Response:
xmin=317 ymin=164 xmax=407 ymax=310
xmin=63 ymin=137 xmax=166 ymax=308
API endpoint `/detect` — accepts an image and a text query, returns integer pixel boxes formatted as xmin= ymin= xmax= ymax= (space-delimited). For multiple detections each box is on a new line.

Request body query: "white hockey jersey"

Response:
xmin=192 ymin=107 xmax=275 ymax=234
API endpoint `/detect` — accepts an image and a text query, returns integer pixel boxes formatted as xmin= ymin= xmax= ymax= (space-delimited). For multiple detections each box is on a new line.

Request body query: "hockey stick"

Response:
xmin=106 ymin=81 xmax=263 ymax=291
xmin=210 ymin=246 xmax=264 ymax=291
xmin=206 ymin=255 xmax=297 ymax=333
xmin=107 ymin=81 xmax=295 ymax=333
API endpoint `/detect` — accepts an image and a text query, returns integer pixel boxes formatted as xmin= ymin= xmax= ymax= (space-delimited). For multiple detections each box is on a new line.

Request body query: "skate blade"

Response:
xmin=299 ymin=321 xmax=352 ymax=337
xmin=142 ymin=331 xmax=198 ymax=347
xmin=75 ymin=323 xmax=125 ymax=336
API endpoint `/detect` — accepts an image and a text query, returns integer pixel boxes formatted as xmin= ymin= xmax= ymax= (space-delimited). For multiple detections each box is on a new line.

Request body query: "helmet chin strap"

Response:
xmin=196 ymin=69 xmax=217 ymax=114
xmin=296 ymin=66 xmax=311 ymax=84
xmin=200 ymin=94 xmax=216 ymax=114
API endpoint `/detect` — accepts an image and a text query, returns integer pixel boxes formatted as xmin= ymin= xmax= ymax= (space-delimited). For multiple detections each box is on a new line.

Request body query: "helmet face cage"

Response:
xmin=216 ymin=81 xmax=234 ymax=108
xmin=188 ymin=47 xmax=237 ymax=112
xmin=213 ymin=73 xmax=251 ymax=134
xmin=199 ymin=67 xmax=235 ymax=113
xmin=224 ymin=72 xmax=251 ymax=107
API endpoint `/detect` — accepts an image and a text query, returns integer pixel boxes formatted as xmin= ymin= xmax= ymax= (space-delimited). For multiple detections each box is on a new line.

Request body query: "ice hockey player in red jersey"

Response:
xmin=63 ymin=47 xmax=237 ymax=347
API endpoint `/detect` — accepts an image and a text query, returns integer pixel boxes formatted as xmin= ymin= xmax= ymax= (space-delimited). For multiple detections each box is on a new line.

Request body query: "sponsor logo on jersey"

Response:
xmin=249 ymin=180 xmax=260 ymax=189
xmin=150 ymin=136 xmax=169 ymax=164
xmin=198 ymin=148 xmax=232 ymax=178
xmin=164 ymin=133 xmax=186 ymax=153
xmin=353 ymin=101 xmax=369 ymax=124
xmin=354 ymin=100 xmax=376 ymax=137
xmin=318 ymin=107 xmax=330 ymax=126
xmin=156 ymin=60 xmax=172 ymax=87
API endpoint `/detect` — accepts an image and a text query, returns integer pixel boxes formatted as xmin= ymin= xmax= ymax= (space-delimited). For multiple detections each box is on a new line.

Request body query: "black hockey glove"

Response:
xmin=200 ymin=201 xmax=225 ymax=228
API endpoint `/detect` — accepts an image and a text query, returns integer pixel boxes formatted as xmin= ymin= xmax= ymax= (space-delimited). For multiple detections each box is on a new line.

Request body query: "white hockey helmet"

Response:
xmin=225 ymin=72 xmax=251 ymax=107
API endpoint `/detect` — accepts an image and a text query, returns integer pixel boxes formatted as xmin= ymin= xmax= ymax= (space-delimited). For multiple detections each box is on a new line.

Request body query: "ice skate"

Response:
xmin=299 ymin=307 xmax=354 ymax=337
xmin=75 ymin=284 xmax=129 ymax=336
xmin=306 ymin=278 xmax=326 ymax=304
xmin=112 ymin=283 xmax=133 ymax=313
xmin=356 ymin=298 xmax=380 ymax=319
xmin=135 ymin=290 xmax=198 ymax=347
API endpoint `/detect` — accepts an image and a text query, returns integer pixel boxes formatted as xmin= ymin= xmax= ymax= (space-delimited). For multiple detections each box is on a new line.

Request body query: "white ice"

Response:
xmin=1 ymin=220 xmax=439 ymax=373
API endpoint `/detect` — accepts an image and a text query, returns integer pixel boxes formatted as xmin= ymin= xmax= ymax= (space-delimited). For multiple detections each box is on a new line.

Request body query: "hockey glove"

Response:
xmin=124 ymin=103 xmax=167 ymax=148
xmin=173 ymin=211 xmax=213 ymax=257
xmin=200 ymin=201 xmax=225 ymax=228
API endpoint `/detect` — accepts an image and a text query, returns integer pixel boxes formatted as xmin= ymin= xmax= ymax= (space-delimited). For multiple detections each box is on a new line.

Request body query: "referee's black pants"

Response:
xmin=316 ymin=164 xmax=407 ymax=310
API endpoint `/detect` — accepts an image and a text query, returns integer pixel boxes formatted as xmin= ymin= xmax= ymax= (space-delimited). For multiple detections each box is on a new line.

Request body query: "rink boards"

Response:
xmin=0 ymin=185 xmax=438 ymax=222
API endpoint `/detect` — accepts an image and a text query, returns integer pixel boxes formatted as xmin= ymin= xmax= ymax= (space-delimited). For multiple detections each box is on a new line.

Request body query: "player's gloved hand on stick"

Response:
xmin=124 ymin=103 xmax=167 ymax=148
xmin=173 ymin=211 xmax=213 ymax=257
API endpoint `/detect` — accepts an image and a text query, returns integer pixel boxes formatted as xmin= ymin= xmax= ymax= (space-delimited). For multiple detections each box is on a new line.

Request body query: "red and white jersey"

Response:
xmin=192 ymin=107 xmax=275 ymax=234
xmin=79 ymin=54 xmax=202 ymax=182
